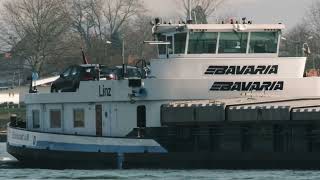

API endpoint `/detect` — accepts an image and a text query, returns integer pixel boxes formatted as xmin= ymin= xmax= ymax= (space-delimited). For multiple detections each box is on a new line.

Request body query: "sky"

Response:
xmin=143 ymin=0 xmax=317 ymax=31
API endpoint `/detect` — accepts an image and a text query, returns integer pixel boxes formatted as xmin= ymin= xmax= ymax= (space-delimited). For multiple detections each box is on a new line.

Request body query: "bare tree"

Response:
xmin=123 ymin=14 xmax=157 ymax=63
xmin=302 ymin=1 xmax=320 ymax=70
xmin=104 ymin=0 xmax=144 ymax=37
xmin=0 ymin=0 xmax=71 ymax=76
xmin=70 ymin=0 xmax=144 ymax=65
xmin=176 ymin=0 xmax=225 ymax=22
xmin=307 ymin=1 xmax=320 ymax=38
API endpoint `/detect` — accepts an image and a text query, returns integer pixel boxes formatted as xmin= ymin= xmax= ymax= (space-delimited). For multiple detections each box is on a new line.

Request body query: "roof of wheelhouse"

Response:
xmin=154 ymin=23 xmax=285 ymax=34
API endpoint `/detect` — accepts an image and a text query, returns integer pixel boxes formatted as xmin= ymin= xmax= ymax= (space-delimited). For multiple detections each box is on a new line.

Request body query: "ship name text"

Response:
xmin=99 ymin=85 xmax=111 ymax=97
xmin=205 ymin=65 xmax=278 ymax=75
xmin=210 ymin=81 xmax=284 ymax=91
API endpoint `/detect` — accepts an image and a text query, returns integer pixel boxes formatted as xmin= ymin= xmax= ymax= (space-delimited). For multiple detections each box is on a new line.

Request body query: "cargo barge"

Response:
xmin=7 ymin=19 xmax=320 ymax=169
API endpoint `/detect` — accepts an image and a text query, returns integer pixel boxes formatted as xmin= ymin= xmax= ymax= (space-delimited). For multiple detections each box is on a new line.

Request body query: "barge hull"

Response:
xmin=7 ymin=143 xmax=118 ymax=169
xmin=8 ymin=143 xmax=320 ymax=169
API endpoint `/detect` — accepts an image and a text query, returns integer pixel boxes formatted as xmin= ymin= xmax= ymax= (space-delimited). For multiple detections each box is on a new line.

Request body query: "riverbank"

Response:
xmin=0 ymin=106 xmax=25 ymax=142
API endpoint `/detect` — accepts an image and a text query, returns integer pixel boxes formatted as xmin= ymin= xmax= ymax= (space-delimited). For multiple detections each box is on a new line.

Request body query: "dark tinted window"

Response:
xmin=249 ymin=32 xmax=279 ymax=53
xmin=174 ymin=33 xmax=187 ymax=54
xmin=50 ymin=110 xmax=61 ymax=128
xmin=32 ymin=110 xmax=40 ymax=129
xmin=73 ymin=109 xmax=85 ymax=128
xmin=157 ymin=34 xmax=166 ymax=54
xmin=188 ymin=32 xmax=218 ymax=54
xmin=218 ymin=32 xmax=248 ymax=53
xmin=167 ymin=36 xmax=173 ymax=54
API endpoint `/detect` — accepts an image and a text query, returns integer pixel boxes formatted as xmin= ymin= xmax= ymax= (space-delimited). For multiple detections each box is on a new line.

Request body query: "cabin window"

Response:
xmin=218 ymin=32 xmax=248 ymax=53
xmin=188 ymin=32 xmax=218 ymax=54
xmin=167 ymin=36 xmax=173 ymax=54
xmin=157 ymin=34 xmax=166 ymax=54
xmin=73 ymin=109 xmax=85 ymax=128
xmin=174 ymin=33 xmax=187 ymax=54
xmin=50 ymin=109 xmax=61 ymax=128
xmin=249 ymin=32 xmax=279 ymax=53
xmin=32 ymin=110 xmax=40 ymax=129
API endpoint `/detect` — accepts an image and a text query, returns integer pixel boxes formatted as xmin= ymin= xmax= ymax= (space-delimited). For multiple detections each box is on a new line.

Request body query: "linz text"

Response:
xmin=99 ymin=85 xmax=111 ymax=97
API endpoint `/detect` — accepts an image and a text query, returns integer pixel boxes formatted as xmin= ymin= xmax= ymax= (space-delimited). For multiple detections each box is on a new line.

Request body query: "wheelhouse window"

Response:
xmin=218 ymin=32 xmax=248 ymax=53
xmin=73 ymin=109 xmax=85 ymax=128
xmin=249 ymin=32 xmax=279 ymax=53
xmin=32 ymin=110 xmax=40 ymax=129
xmin=50 ymin=109 xmax=61 ymax=128
xmin=157 ymin=34 xmax=166 ymax=54
xmin=188 ymin=32 xmax=218 ymax=54
xmin=167 ymin=36 xmax=173 ymax=54
xmin=174 ymin=33 xmax=187 ymax=54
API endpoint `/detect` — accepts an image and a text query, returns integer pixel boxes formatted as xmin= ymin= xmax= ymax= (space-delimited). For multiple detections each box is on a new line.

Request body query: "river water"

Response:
xmin=1 ymin=143 xmax=320 ymax=180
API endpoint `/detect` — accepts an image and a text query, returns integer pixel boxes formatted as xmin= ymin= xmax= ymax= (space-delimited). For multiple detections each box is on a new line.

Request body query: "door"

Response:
xmin=137 ymin=105 xmax=146 ymax=128
xmin=96 ymin=104 xmax=103 ymax=137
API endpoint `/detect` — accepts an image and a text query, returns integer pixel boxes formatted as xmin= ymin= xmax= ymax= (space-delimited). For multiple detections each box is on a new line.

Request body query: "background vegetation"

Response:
xmin=0 ymin=0 xmax=318 ymax=80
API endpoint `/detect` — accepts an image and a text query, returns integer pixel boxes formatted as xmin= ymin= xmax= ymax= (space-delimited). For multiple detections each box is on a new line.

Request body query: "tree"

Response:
xmin=280 ymin=23 xmax=311 ymax=57
xmin=123 ymin=14 xmax=157 ymax=64
xmin=177 ymin=0 xmax=225 ymax=23
xmin=192 ymin=5 xmax=207 ymax=24
xmin=307 ymin=1 xmax=320 ymax=38
xmin=301 ymin=1 xmax=320 ymax=70
xmin=70 ymin=0 xmax=144 ymax=65
xmin=1 ymin=0 xmax=71 ymax=76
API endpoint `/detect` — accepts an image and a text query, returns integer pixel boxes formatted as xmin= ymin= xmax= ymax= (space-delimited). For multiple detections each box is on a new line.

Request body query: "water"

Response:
xmin=1 ymin=143 xmax=320 ymax=180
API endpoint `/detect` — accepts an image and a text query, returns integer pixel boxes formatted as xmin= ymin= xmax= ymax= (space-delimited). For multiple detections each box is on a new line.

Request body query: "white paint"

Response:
xmin=7 ymin=126 xmax=165 ymax=152
xmin=18 ymin=23 xmax=318 ymax=139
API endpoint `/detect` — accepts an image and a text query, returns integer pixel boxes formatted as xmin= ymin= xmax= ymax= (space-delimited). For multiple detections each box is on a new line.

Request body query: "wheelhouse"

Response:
xmin=155 ymin=24 xmax=284 ymax=58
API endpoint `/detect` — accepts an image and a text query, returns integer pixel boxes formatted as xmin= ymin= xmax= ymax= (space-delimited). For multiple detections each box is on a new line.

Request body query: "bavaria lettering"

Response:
xmin=210 ymin=81 xmax=284 ymax=91
xmin=205 ymin=65 xmax=278 ymax=75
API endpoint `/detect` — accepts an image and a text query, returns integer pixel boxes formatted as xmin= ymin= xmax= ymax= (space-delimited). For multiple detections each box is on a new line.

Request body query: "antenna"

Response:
xmin=187 ymin=0 xmax=192 ymax=24
xmin=122 ymin=39 xmax=126 ymax=79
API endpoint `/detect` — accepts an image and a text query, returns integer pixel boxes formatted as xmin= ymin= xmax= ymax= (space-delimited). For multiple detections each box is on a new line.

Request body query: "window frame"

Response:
xmin=174 ymin=32 xmax=187 ymax=54
xmin=50 ymin=109 xmax=62 ymax=129
xmin=188 ymin=32 xmax=219 ymax=54
xmin=218 ymin=31 xmax=249 ymax=54
xmin=167 ymin=35 xmax=174 ymax=55
xmin=32 ymin=109 xmax=40 ymax=129
xmin=73 ymin=108 xmax=85 ymax=128
xmin=248 ymin=31 xmax=280 ymax=54
xmin=157 ymin=34 xmax=167 ymax=55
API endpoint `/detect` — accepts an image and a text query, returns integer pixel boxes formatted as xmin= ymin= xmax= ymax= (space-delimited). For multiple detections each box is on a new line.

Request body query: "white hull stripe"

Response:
xmin=7 ymin=127 xmax=168 ymax=153
xmin=38 ymin=141 xmax=166 ymax=153
xmin=10 ymin=141 xmax=167 ymax=153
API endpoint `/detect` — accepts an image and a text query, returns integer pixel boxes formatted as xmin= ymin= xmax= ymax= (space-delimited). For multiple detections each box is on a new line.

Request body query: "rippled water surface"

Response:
xmin=1 ymin=143 xmax=320 ymax=180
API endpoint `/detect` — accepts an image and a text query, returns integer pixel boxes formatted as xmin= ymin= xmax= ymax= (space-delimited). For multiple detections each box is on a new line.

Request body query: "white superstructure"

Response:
xmin=8 ymin=22 xmax=320 ymax=155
